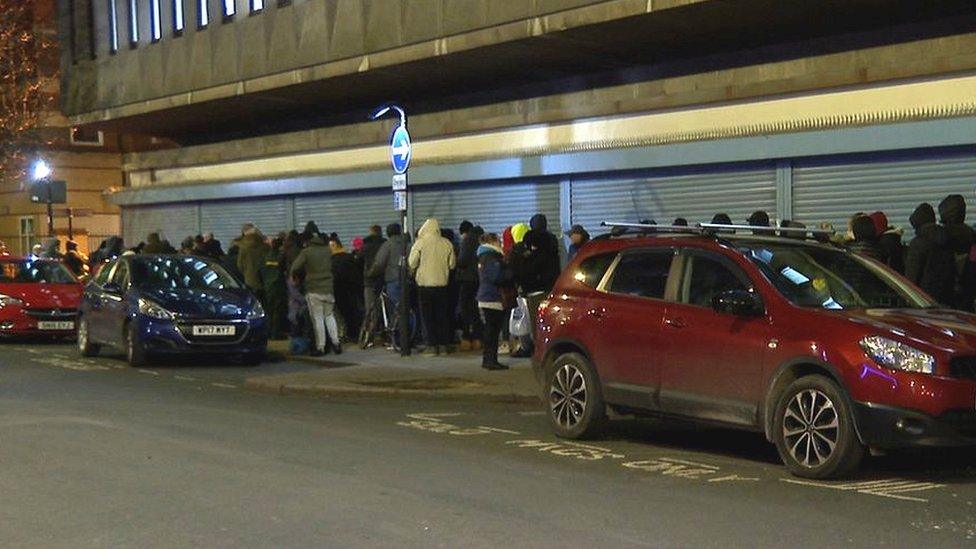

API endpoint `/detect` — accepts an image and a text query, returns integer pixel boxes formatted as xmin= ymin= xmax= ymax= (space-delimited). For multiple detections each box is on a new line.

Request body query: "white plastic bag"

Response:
xmin=509 ymin=296 xmax=531 ymax=337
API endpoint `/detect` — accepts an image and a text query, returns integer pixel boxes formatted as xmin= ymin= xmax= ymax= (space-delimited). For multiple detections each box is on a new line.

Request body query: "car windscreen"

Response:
xmin=738 ymin=242 xmax=934 ymax=310
xmin=130 ymin=256 xmax=241 ymax=290
xmin=0 ymin=260 xmax=76 ymax=284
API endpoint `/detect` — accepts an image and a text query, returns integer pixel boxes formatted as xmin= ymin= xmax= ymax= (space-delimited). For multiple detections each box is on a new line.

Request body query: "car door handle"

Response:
xmin=664 ymin=318 xmax=686 ymax=329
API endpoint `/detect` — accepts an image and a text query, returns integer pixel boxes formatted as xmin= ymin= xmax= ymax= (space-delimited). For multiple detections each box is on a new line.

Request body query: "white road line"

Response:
xmin=477 ymin=426 xmax=522 ymax=435
xmin=211 ymin=382 xmax=239 ymax=389
xmin=518 ymin=411 xmax=546 ymax=416
xmin=174 ymin=375 xmax=197 ymax=382
xmin=137 ymin=369 xmax=159 ymax=376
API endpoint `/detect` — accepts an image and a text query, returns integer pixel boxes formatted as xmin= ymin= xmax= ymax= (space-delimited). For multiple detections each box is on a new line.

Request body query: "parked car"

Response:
xmin=77 ymin=254 xmax=268 ymax=366
xmin=533 ymin=227 xmax=976 ymax=478
xmin=0 ymin=256 xmax=82 ymax=337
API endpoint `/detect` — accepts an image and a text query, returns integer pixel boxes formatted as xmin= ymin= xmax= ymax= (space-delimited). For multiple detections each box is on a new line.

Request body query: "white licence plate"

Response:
xmin=191 ymin=325 xmax=235 ymax=337
xmin=38 ymin=321 xmax=74 ymax=331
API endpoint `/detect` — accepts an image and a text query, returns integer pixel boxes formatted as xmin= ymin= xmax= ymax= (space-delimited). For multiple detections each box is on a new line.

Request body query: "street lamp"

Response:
xmin=31 ymin=159 xmax=55 ymax=236
xmin=31 ymin=159 xmax=51 ymax=181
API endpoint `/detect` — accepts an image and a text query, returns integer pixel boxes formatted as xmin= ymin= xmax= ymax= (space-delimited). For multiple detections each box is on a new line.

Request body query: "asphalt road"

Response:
xmin=3 ymin=342 xmax=976 ymax=548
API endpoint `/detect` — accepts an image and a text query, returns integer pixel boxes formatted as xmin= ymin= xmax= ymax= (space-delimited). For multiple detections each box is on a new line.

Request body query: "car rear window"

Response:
xmin=573 ymin=253 xmax=616 ymax=288
xmin=607 ymin=251 xmax=673 ymax=299
xmin=0 ymin=260 xmax=76 ymax=284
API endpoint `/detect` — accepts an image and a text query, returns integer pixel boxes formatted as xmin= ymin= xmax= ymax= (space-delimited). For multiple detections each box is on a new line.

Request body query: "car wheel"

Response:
xmin=125 ymin=323 xmax=149 ymax=367
xmin=546 ymin=352 xmax=606 ymax=439
xmin=77 ymin=317 xmax=100 ymax=357
xmin=240 ymin=353 xmax=264 ymax=367
xmin=773 ymin=375 xmax=864 ymax=479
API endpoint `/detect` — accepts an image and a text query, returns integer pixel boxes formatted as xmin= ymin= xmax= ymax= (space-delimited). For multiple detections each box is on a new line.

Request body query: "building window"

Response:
xmin=127 ymin=0 xmax=138 ymax=46
xmin=198 ymin=0 xmax=209 ymax=28
xmin=250 ymin=0 xmax=262 ymax=13
xmin=173 ymin=0 xmax=185 ymax=34
xmin=223 ymin=0 xmax=235 ymax=19
xmin=19 ymin=217 xmax=36 ymax=256
xmin=108 ymin=0 xmax=119 ymax=53
xmin=150 ymin=0 xmax=162 ymax=41
xmin=70 ymin=127 xmax=105 ymax=147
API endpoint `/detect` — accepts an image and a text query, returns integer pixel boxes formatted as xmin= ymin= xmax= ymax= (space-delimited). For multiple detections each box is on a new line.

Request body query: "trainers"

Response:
xmin=333 ymin=343 xmax=343 ymax=355
xmin=310 ymin=349 xmax=324 ymax=357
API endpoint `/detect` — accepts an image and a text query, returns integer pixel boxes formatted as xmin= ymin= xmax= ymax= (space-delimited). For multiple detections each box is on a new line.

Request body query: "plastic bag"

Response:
xmin=509 ymin=296 xmax=532 ymax=337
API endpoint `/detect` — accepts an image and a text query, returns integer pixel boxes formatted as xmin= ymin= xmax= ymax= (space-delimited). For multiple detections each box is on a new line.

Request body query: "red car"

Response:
xmin=0 ymin=256 xmax=82 ymax=337
xmin=533 ymin=225 xmax=976 ymax=478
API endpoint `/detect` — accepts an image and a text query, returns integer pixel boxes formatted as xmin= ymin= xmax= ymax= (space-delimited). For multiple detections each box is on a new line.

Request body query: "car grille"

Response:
xmin=175 ymin=321 xmax=247 ymax=344
xmin=948 ymin=356 xmax=976 ymax=381
xmin=24 ymin=308 xmax=78 ymax=320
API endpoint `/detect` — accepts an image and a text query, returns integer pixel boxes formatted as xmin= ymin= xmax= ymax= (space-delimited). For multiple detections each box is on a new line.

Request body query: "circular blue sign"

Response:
xmin=390 ymin=125 xmax=411 ymax=175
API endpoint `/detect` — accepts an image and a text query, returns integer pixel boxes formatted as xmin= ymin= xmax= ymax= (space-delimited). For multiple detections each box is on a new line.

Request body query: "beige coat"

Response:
xmin=408 ymin=218 xmax=456 ymax=287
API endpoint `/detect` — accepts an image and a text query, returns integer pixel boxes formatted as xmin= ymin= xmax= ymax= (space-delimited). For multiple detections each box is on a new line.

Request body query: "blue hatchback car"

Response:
xmin=77 ymin=254 xmax=268 ymax=366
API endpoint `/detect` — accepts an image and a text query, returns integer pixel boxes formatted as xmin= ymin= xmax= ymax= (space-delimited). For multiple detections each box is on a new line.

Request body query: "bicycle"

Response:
xmin=359 ymin=287 xmax=418 ymax=352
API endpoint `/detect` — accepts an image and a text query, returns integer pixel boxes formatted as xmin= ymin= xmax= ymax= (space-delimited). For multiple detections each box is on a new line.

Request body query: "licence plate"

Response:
xmin=192 ymin=325 xmax=235 ymax=337
xmin=38 ymin=321 xmax=74 ymax=331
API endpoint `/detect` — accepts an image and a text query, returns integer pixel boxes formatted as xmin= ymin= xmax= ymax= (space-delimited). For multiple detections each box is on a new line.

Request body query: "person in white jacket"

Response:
xmin=408 ymin=218 xmax=456 ymax=356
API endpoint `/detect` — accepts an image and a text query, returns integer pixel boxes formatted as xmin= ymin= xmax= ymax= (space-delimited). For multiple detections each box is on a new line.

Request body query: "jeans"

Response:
xmin=418 ymin=286 xmax=451 ymax=347
xmin=480 ymin=307 xmax=505 ymax=365
xmin=386 ymin=280 xmax=402 ymax=309
xmin=458 ymin=281 xmax=482 ymax=340
xmin=364 ymin=282 xmax=382 ymax=334
xmin=306 ymin=292 xmax=340 ymax=351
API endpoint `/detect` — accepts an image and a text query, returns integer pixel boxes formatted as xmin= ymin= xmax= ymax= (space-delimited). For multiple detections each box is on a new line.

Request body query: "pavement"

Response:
xmin=248 ymin=340 xmax=541 ymax=404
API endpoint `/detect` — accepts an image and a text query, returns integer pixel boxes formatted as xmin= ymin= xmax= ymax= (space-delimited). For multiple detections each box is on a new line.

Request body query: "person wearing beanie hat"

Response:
xmin=906 ymin=203 xmax=955 ymax=305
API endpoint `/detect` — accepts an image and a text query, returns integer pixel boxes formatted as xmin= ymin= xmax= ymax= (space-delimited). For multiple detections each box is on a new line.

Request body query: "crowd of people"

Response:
xmin=6 ymin=191 xmax=976 ymax=369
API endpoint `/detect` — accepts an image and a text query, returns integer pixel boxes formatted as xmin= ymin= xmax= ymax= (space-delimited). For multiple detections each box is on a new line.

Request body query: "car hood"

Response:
xmin=0 ymin=283 xmax=82 ymax=309
xmin=845 ymin=308 xmax=976 ymax=355
xmin=138 ymin=287 xmax=254 ymax=319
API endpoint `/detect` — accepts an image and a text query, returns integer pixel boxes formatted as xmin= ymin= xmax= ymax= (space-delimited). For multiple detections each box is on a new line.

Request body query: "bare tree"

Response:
xmin=0 ymin=0 xmax=53 ymax=187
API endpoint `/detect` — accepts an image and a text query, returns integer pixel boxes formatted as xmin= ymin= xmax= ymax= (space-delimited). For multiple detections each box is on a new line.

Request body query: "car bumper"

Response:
xmin=135 ymin=317 xmax=268 ymax=356
xmin=854 ymin=401 xmax=976 ymax=448
xmin=0 ymin=309 xmax=76 ymax=336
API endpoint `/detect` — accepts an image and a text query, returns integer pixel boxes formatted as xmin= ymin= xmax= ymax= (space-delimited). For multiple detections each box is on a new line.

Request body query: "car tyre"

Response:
xmin=773 ymin=375 xmax=864 ymax=479
xmin=77 ymin=316 xmax=100 ymax=357
xmin=240 ymin=353 xmax=264 ymax=367
xmin=125 ymin=322 xmax=149 ymax=367
xmin=546 ymin=352 xmax=606 ymax=439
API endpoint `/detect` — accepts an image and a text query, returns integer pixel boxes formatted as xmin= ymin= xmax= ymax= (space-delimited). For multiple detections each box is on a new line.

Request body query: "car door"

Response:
xmin=83 ymin=259 xmax=116 ymax=342
xmin=102 ymin=259 xmax=131 ymax=345
xmin=586 ymin=248 xmax=679 ymax=410
xmin=660 ymin=249 xmax=770 ymax=426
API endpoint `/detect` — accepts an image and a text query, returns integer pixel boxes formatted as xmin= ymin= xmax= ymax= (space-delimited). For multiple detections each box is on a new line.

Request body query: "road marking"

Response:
xmin=407 ymin=413 xmax=463 ymax=420
xmin=211 ymin=382 xmax=239 ymax=389
xmin=477 ymin=426 xmax=522 ymax=435
xmin=137 ymin=369 xmax=159 ymax=376
xmin=174 ymin=375 xmax=197 ymax=382
xmin=780 ymin=478 xmax=946 ymax=503
xmin=518 ymin=411 xmax=546 ymax=416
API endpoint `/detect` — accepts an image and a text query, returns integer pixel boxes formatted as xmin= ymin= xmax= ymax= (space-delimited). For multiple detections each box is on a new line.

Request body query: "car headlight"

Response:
xmin=246 ymin=300 xmax=266 ymax=320
xmin=860 ymin=336 xmax=935 ymax=374
xmin=138 ymin=298 xmax=175 ymax=320
xmin=0 ymin=294 xmax=23 ymax=308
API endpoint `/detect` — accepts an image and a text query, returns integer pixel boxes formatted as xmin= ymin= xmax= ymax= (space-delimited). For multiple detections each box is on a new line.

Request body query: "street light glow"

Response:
xmin=31 ymin=160 xmax=51 ymax=181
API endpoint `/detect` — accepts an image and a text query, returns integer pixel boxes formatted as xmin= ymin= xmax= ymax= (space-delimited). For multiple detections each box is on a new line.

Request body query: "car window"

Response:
xmin=683 ymin=255 xmax=751 ymax=308
xmin=607 ymin=251 xmax=673 ymax=299
xmin=574 ymin=253 xmax=616 ymax=288
xmin=94 ymin=260 xmax=116 ymax=286
xmin=111 ymin=260 xmax=130 ymax=290
xmin=130 ymin=256 xmax=241 ymax=290
xmin=0 ymin=260 xmax=76 ymax=284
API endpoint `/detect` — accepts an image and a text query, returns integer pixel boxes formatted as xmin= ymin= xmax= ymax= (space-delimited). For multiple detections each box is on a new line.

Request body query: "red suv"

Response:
xmin=533 ymin=226 xmax=976 ymax=478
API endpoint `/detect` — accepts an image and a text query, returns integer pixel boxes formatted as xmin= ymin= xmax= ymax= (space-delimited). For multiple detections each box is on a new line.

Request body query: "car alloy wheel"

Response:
xmin=782 ymin=389 xmax=838 ymax=468
xmin=550 ymin=363 xmax=587 ymax=430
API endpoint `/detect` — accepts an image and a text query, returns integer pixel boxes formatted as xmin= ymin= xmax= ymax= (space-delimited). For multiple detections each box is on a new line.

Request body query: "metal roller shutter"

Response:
xmin=570 ymin=166 xmax=777 ymax=234
xmin=200 ymin=198 xmax=291 ymax=247
xmin=294 ymin=190 xmax=399 ymax=247
xmin=122 ymin=204 xmax=198 ymax=247
xmin=411 ymin=181 xmax=560 ymax=236
xmin=793 ymin=153 xmax=976 ymax=233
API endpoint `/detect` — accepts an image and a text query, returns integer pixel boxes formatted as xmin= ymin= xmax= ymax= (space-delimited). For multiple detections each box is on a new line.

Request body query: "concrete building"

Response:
xmin=0 ymin=0 xmax=123 ymax=256
xmin=59 ymin=0 xmax=976 ymax=248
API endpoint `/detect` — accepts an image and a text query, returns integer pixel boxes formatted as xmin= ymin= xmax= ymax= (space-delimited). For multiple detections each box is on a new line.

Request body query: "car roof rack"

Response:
xmin=597 ymin=221 xmax=834 ymax=242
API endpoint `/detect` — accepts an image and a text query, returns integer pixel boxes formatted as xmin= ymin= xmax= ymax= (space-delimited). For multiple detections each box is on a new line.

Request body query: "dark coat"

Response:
xmin=237 ymin=232 xmax=271 ymax=291
xmin=906 ymin=204 xmax=955 ymax=305
xmin=332 ymin=250 xmax=363 ymax=301
xmin=845 ymin=215 xmax=885 ymax=262
xmin=360 ymin=233 xmax=386 ymax=283
xmin=939 ymin=194 xmax=976 ymax=310
xmin=142 ymin=233 xmax=166 ymax=254
xmin=878 ymin=229 xmax=905 ymax=274
xmin=457 ymin=227 xmax=484 ymax=284
xmin=517 ymin=228 xmax=561 ymax=294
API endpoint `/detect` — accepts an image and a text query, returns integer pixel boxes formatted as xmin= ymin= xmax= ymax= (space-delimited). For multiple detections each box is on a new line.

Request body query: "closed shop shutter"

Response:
xmin=122 ymin=204 xmax=198 ymax=247
xmin=793 ymin=152 xmax=976 ymax=233
xmin=411 ymin=180 xmax=560 ymax=236
xmin=294 ymin=190 xmax=399 ymax=247
xmin=570 ymin=166 xmax=777 ymax=233
xmin=200 ymin=198 xmax=291 ymax=248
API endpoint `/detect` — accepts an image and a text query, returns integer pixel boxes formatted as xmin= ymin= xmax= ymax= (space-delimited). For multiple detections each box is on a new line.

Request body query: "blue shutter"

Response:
xmin=294 ymin=189 xmax=399 ymax=247
xmin=122 ymin=203 xmax=198 ymax=246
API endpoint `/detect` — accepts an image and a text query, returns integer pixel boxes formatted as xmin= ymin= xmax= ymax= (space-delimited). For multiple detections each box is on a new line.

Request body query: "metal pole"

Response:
xmin=46 ymin=181 xmax=54 ymax=237
xmin=399 ymin=202 xmax=410 ymax=357
xmin=67 ymin=208 xmax=74 ymax=240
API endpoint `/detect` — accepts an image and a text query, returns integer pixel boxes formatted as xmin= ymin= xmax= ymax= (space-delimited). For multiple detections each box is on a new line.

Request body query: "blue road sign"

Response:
xmin=390 ymin=125 xmax=411 ymax=175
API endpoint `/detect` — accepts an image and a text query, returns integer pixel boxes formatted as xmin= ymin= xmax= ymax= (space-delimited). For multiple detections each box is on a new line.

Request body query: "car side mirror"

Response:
xmin=712 ymin=289 xmax=762 ymax=317
xmin=102 ymin=282 xmax=122 ymax=295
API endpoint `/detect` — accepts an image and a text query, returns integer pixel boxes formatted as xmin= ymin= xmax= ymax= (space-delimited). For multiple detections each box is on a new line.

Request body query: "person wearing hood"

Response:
xmin=906 ymin=203 xmax=955 ymax=305
xmin=291 ymin=232 xmax=341 ymax=356
xmin=40 ymin=238 xmax=62 ymax=259
xmin=408 ymin=218 xmax=457 ymax=356
xmin=330 ymin=235 xmax=364 ymax=341
xmin=142 ymin=232 xmax=166 ymax=254
xmin=845 ymin=214 xmax=885 ymax=262
xmin=566 ymin=224 xmax=590 ymax=260
xmin=511 ymin=214 xmax=561 ymax=357
xmin=237 ymin=226 xmax=271 ymax=305
xmin=939 ymin=194 xmax=976 ymax=311
xmin=477 ymin=233 xmax=513 ymax=370
xmin=456 ymin=221 xmax=485 ymax=351
xmin=868 ymin=211 xmax=904 ymax=274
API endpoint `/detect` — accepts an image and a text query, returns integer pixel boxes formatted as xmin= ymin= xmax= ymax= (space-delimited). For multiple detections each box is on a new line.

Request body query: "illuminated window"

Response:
xmin=107 ymin=0 xmax=118 ymax=52
xmin=173 ymin=0 xmax=185 ymax=33
xmin=250 ymin=0 xmax=262 ymax=12
xmin=198 ymin=0 xmax=209 ymax=27
xmin=150 ymin=0 xmax=161 ymax=41
xmin=128 ymin=0 xmax=138 ymax=45
xmin=223 ymin=0 xmax=235 ymax=18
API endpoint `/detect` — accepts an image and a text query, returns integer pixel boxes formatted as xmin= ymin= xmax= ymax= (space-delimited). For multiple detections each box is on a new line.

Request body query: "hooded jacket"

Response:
xmin=331 ymin=245 xmax=363 ymax=299
xmin=360 ymin=232 xmax=386 ymax=283
xmin=408 ymin=219 xmax=456 ymax=287
xmin=457 ymin=226 xmax=485 ymax=284
xmin=845 ymin=215 xmax=885 ymax=262
xmin=939 ymin=194 xmax=976 ymax=310
xmin=477 ymin=243 xmax=511 ymax=305
xmin=290 ymin=235 xmax=334 ymax=295
xmin=906 ymin=203 xmax=955 ymax=305
xmin=237 ymin=231 xmax=270 ymax=291
xmin=869 ymin=211 xmax=905 ymax=274
xmin=516 ymin=214 xmax=561 ymax=293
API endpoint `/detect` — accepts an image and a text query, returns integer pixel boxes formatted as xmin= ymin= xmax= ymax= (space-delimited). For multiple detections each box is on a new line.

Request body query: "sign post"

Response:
xmin=371 ymin=104 xmax=412 ymax=357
